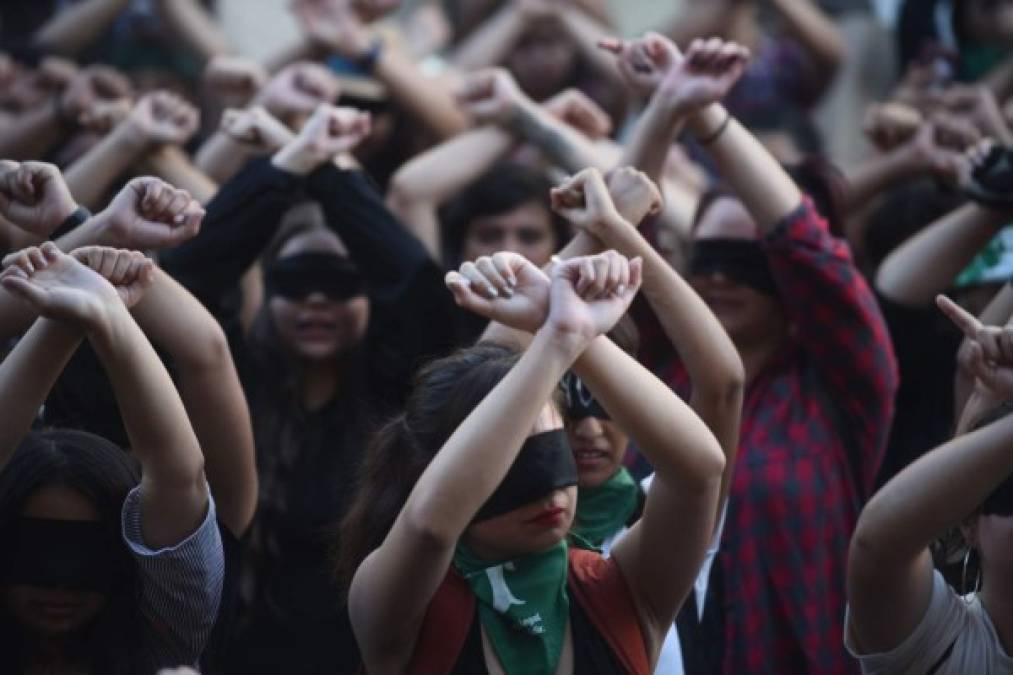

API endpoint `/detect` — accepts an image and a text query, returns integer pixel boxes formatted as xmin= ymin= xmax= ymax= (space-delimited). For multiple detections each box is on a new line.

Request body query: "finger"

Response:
xmin=491 ymin=251 xmax=519 ymax=287
xmin=597 ymin=37 xmax=623 ymax=54
xmin=165 ymin=189 xmax=192 ymax=224
xmin=1 ymin=275 xmax=48 ymax=307
xmin=627 ymin=256 xmax=643 ymax=294
xmin=39 ymin=241 xmax=61 ymax=264
xmin=27 ymin=247 xmax=47 ymax=272
xmin=475 ymin=256 xmax=513 ymax=297
xmin=979 ymin=327 xmax=1004 ymax=364
xmin=110 ymin=249 xmax=133 ymax=284
xmin=445 ymin=271 xmax=493 ymax=314
xmin=606 ymin=250 xmax=626 ymax=296
xmin=576 ymin=256 xmax=596 ymax=295
xmin=459 ymin=261 xmax=498 ymax=299
xmin=589 ymin=255 xmax=610 ymax=298
xmin=936 ymin=294 xmax=982 ymax=338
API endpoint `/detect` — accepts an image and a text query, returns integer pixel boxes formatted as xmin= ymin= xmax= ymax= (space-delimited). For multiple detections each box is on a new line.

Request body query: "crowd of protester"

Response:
xmin=2 ymin=0 xmax=1013 ymax=673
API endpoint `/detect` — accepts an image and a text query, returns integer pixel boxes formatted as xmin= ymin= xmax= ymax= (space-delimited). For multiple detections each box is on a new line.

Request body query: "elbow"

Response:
xmin=386 ymin=171 xmax=426 ymax=214
xmin=187 ymin=320 xmax=232 ymax=371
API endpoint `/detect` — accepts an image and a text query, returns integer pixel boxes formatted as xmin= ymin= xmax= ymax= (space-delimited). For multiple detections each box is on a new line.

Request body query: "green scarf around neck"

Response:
xmin=573 ymin=467 xmax=640 ymax=548
xmin=453 ymin=540 xmax=570 ymax=674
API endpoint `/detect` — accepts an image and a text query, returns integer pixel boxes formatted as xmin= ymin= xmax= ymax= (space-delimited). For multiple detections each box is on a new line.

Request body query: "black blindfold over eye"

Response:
xmin=265 ymin=253 xmax=366 ymax=301
xmin=688 ymin=238 xmax=779 ymax=297
xmin=562 ymin=372 xmax=610 ymax=421
xmin=473 ymin=429 xmax=578 ymax=523
xmin=983 ymin=474 xmax=1013 ymax=517
xmin=0 ymin=517 xmax=121 ymax=591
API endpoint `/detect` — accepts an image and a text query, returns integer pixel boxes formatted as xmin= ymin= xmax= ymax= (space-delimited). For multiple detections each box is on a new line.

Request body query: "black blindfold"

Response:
xmin=1 ymin=517 xmax=121 ymax=592
xmin=562 ymin=372 xmax=609 ymax=421
xmin=265 ymin=253 xmax=366 ymax=301
xmin=473 ymin=430 xmax=578 ymax=523
xmin=688 ymin=238 xmax=778 ymax=296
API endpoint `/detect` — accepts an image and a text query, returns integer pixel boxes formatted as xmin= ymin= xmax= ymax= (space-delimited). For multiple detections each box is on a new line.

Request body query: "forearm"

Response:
xmin=875 ymin=203 xmax=1006 ymax=306
xmin=158 ymin=0 xmax=232 ymax=64
xmin=844 ymin=148 xmax=921 ymax=215
xmin=555 ymin=7 xmax=625 ymax=87
xmin=131 ymin=269 xmax=256 ymax=536
xmin=666 ymin=1 xmax=730 ymax=47
xmin=690 ymin=104 xmax=802 ymax=232
xmin=451 ymin=4 xmax=527 ymax=71
xmin=88 ymin=304 xmax=206 ymax=549
xmin=374 ymin=47 xmax=470 ymax=140
xmin=768 ymin=0 xmax=845 ymax=75
xmin=194 ymin=132 xmax=254 ymax=184
xmin=620 ymin=96 xmax=686 ymax=184
xmin=855 ymin=411 xmax=1013 ymax=565
xmin=139 ymin=145 xmax=219 ymax=204
xmin=0 ymin=104 xmax=67 ymax=161
xmin=0 ymin=318 xmax=82 ymax=469
xmin=507 ymin=100 xmax=610 ymax=173
xmin=572 ymin=336 xmax=725 ymax=489
xmin=34 ymin=0 xmax=130 ymax=56
xmin=64 ymin=125 xmax=150 ymax=210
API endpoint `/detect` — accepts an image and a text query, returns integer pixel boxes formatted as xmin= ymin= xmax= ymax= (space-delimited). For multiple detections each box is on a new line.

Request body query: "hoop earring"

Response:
xmin=961 ymin=548 xmax=982 ymax=603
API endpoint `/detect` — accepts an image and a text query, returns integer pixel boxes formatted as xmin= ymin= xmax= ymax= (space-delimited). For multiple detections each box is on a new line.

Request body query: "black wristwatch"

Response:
xmin=50 ymin=206 xmax=91 ymax=240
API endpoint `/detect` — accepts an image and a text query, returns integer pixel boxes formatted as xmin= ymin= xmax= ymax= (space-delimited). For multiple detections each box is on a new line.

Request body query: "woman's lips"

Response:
xmin=525 ymin=507 xmax=567 ymax=528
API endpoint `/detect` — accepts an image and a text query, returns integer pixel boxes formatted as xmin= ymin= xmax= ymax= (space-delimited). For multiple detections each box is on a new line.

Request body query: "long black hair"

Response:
xmin=0 ymin=429 xmax=146 ymax=674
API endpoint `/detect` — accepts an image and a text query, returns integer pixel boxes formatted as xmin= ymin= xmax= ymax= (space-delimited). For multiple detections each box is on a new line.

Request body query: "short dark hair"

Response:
xmin=439 ymin=162 xmax=569 ymax=268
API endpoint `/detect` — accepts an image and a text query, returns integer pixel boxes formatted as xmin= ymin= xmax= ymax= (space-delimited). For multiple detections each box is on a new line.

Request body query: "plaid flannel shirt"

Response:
xmin=638 ymin=200 xmax=898 ymax=674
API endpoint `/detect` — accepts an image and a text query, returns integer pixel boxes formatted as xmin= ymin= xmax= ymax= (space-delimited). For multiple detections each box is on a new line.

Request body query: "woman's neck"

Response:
xmin=982 ymin=578 xmax=1013 ymax=655
xmin=24 ymin=637 xmax=78 ymax=675
xmin=300 ymin=358 xmax=345 ymax=411
xmin=735 ymin=327 xmax=789 ymax=384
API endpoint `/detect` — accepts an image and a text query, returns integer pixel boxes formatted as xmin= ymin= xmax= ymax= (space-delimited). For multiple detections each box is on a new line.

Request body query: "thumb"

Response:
xmin=2 ymin=276 xmax=49 ymax=308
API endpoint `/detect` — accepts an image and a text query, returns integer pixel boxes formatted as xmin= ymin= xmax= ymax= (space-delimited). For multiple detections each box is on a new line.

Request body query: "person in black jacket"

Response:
xmin=161 ymin=104 xmax=459 ymax=675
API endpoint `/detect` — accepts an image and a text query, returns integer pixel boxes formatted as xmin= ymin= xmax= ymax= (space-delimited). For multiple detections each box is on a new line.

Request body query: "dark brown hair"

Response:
xmin=336 ymin=342 xmax=520 ymax=590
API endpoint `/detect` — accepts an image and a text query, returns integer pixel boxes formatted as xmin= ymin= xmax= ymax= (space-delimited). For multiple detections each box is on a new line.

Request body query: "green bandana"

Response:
xmin=573 ymin=467 xmax=640 ymax=548
xmin=453 ymin=540 xmax=570 ymax=673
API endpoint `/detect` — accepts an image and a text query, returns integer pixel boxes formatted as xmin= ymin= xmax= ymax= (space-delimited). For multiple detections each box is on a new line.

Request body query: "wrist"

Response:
xmin=114 ymin=121 xmax=155 ymax=156
xmin=83 ymin=296 xmax=132 ymax=347
xmin=688 ymin=103 xmax=727 ymax=140
xmin=534 ymin=322 xmax=590 ymax=361
xmin=271 ymin=140 xmax=323 ymax=175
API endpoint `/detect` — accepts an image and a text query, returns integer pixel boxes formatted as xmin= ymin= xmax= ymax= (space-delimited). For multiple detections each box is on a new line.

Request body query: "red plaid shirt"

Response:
xmin=637 ymin=201 xmax=897 ymax=674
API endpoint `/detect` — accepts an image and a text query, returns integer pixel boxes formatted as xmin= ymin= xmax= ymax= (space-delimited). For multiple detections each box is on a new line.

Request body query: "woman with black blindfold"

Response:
xmin=160 ymin=103 xmax=458 ymax=673
xmin=599 ymin=34 xmax=900 ymax=674
xmin=343 ymin=180 xmax=726 ymax=672
xmin=846 ymin=294 xmax=1013 ymax=674
xmin=0 ymin=243 xmax=223 ymax=674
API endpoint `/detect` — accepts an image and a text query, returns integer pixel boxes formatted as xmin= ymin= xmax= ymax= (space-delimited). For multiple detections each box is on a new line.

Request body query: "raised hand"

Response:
xmin=938 ymin=294 xmax=1013 ymax=399
xmin=863 ymin=102 xmax=923 ymax=151
xmin=254 ymin=61 xmax=342 ymax=123
xmin=606 ymin=166 xmax=662 ymax=227
xmin=905 ymin=115 xmax=981 ymax=182
xmin=59 ymin=65 xmax=132 ymax=127
xmin=94 ymin=177 xmax=204 ymax=250
xmin=457 ymin=68 xmax=529 ymax=125
xmin=656 ymin=38 xmax=750 ymax=115
xmin=1 ymin=242 xmax=153 ymax=327
xmin=446 ymin=251 xmax=551 ymax=332
xmin=290 ymin=0 xmax=372 ymax=58
xmin=272 ymin=104 xmax=372 ymax=174
xmin=550 ymin=167 xmax=625 ymax=236
xmin=546 ymin=250 xmax=642 ymax=342
xmin=598 ymin=32 xmax=681 ymax=97
xmin=220 ymin=105 xmax=295 ymax=154
xmin=204 ymin=55 xmax=269 ymax=108
xmin=0 ymin=161 xmax=78 ymax=237
xmin=79 ymin=97 xmax=133 ymax=135
xmin=543 ymin=88 xmax=613 ymax=139
xmin=124 ymin=91 xmax=201 ymax=147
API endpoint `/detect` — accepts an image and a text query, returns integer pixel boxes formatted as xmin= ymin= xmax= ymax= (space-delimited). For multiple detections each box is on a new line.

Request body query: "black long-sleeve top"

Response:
xmin=161 ymin=158 xmax=458 ymax=675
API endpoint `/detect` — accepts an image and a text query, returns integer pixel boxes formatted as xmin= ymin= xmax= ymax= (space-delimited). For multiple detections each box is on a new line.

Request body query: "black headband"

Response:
xmin=264 ymin=253 xmax=366 ymax=301
xmin=688 ymin=238 xmax=778 ymax=296
xmin=562 ymin=372 xmax=609 ymax=421
xmin=473 ymin=429 xmax=578 ymax=523
xmin=983 ymin=474 xmax=1013 ymax=517
xmin=0 ymin=517 xmax=121 ymax=591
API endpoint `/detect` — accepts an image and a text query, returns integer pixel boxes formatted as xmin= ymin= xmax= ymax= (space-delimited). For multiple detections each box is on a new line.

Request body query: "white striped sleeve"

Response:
xmin=121 ymin=486 xmax=225 ymax=666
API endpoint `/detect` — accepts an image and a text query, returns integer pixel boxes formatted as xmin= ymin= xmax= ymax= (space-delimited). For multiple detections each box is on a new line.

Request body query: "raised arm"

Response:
xmin=387 ymin=126 xmax=514 ymax=260
xmin=293 ymin=0 xmax=469 ymax=140
xmin=768 ymin=0 xmax=846 ymax=79
xmin=351 ymin=252 xmax=640 ymax=666
xmin=64 ymin=90 xmax=200 ymax=210
xmin=450 ymin=1 xmax=531 ymax=72
xmin=194 ymin=105 xmax=294 ymax=185
xmin=953 ymin=283 xmax=1013 ymax=419
xmin=875 ymin=201 xmax=1007 ymax=307
xmin=33 ymin=0 xmax=131 ymax=57
xmin=2 ymin=243 xmax=208 ymax=548
xmin=562 ymin=168 xmax=744 ymax=511
xmin=848 ymin=296 xmax=1013 ymax=654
